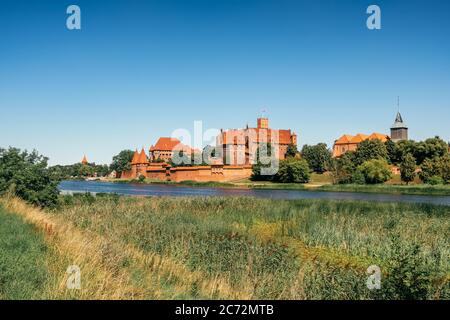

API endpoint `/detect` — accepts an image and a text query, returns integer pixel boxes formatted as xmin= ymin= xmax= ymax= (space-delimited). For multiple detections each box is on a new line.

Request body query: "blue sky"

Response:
xmin=0 ymin=0 xmax=449 ymax=165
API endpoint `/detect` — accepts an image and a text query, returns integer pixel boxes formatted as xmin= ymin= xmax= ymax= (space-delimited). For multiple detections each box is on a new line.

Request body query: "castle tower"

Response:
xmin=257 ymin=117 xmax=269 ymax=129
xmin=390 ymin=112 xmax=408 ymax=142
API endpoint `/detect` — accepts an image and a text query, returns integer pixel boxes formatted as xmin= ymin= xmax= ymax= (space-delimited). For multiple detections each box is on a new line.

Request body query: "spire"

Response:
xmin=395 ymin=111 xmax=403 ymax=123
xmin=131 ymin=149 xmax=139 ymax=165
xmin=81 ymin=155 xmax=88 ymax=165
xmin=137 ymin=148 xmax=148 ymax=164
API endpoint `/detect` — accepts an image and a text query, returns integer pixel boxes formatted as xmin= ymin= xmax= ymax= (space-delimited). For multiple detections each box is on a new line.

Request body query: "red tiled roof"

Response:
xmin=150 ymin=137 xmax=199 ymax=154
xmin=137 ymin=148 xmax=148 ymax=164
xmin=131 ymin=150 xmax=139 ymax=165
xmin=334 ymin=134 xmax=355 ymax=145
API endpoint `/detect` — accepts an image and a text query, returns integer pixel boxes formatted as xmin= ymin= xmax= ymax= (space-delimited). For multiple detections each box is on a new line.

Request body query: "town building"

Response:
xmin=332 ymin=133 xmax=389 ymax=157
xmin=332 ymin=111 xmax=409 ymax=157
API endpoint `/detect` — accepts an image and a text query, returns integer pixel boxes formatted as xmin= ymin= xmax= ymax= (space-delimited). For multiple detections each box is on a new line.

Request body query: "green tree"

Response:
xmin=328 ymin=151 xmax=356 ymax=184
xmin=414 ymin=136 xmax=448 ymax=164
xmin=400 ymin=154 xmax=416 ymax=185
xmin=110 ymin=150 xmax=135 ymax=177
xmin=274 ymin=158 xmax=310 ymax=183
xmin=285 ymin=144 xmax=298 ymax=158
xmin=357 ymin=159 xmax=392 ymax=184
xmin=301 ymin=143 xmax=331 ymax=173
xmin=385 ymin=140 xmax=399 ymax=165
xmin=0 ymin=147 xmax=60 ymax=207
xmin=419 ymin=157 xmax=440 ymax=183
xmin=353 ymin=139 xmax=388 ymax=166
xmin=440 ymin=155 xmax=450 ymax=184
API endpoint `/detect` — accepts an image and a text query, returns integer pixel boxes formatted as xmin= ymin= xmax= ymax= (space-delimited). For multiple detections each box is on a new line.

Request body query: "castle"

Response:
xmin=332 ymin=111 xmax=408 ymax=157
xmin=121 ymin=117 xmax=297 ymax=181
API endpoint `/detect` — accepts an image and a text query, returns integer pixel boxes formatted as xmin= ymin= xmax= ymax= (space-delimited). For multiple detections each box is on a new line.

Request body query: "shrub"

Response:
xmin=0 ymin=148 xmax=60 ymax=207
xmin=357 ymin=159 xmax=392 ymax=184
xmin=274 ymin=158 xmax=310 ymax=183
xmin=427 ymin=176 xmax=444 ymax=185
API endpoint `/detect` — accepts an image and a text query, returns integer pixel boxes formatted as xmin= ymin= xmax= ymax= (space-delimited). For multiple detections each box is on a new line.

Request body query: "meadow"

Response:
xmin=0 ymin=194 xmax=449 ymax=299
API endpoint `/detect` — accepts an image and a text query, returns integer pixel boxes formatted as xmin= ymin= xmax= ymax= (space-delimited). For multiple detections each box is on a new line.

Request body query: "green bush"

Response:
xmin=0 ymin=148 xmax=60 ymax=207
xmin=274 ymin=158 xmax=310 ymax=183
xmin=427 ymin=176 xmax=444 ymax=185
xmin=357 ymin=159 xmax=392 ymax=184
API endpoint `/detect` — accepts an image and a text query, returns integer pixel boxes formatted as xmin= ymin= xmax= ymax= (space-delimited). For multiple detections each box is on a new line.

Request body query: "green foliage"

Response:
xmin=0 ymin=148 xmax=60 ymax=207
xmin=328 ymin=152 xmax=356 ymax=184
xmin=301 ymin=143 xmax=331 ymax=173
xmin=380 ymin=236 xmax=434 ymax=300
xmin=427 ymin=176 xmax=444 ymax=185
xmin=285 ymin=144 xmax=298 ymax=158
xmin=110 ymin=150 xmax=134 ymax=176
xmin=0 ymin=207 xmax=48 ymax=299
xmin=419 ymin=155 xmax=450 ymax=184
xmin=353 ymin=139 xmax=388 ymax=166
xmin=54 ymin=196 xmax=450 ymax=299
xmin=414 ymin=137 xmax=448 ymax=164
xmin=274 ymin=158 xmax=310 ymax=183
xmin=357 ymin=159 xmax=392 ymax=184
xmin=385 ymin=140 xmax=398 ymax=164
xmin=400 ymin=153 xmax=416 ymax=184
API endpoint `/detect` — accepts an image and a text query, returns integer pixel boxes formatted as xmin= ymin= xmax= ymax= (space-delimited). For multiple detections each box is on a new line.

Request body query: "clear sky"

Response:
xmin=1 ymin=0 xmax=449 ymax=165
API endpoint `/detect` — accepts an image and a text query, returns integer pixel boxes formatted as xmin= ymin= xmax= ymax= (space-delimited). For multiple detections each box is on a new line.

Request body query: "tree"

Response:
xmin=400 ymin=154 xmax=416 ymax=185
xmin=0 ymin=147 xmax=60 ymax=207
xmin=419 ymin=158 xmax=439 ymax=184
xmin=285 ymin=144 xmax=298 ymax=158
xmin=301 ymin=143 xmax=332 ymax=173
xmin=419 ymin=154 xmax=450 ymax=184
xmin=274 ymin=158 xmax=310 ymax=183
xmin=414 ymin=136 xmax=448 ymax=165
xmin=328 ymin=151 xmax=356 ymax=184
xmin=110 ymin=150 xmax=135 ymax=177
xmin=353 ymin=139 xmax=388 ymax=166
xmin=357 ymin=159 xmax=392 ymax=184
xmin=385 ymin=140 xmax=399 ymax=165
xmin=440 ymin=155 xmax=450 ymax=184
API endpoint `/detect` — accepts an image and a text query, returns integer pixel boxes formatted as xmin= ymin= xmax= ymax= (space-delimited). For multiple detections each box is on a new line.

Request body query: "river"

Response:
xmin=58 ymin=180 xmax=450 ymax=206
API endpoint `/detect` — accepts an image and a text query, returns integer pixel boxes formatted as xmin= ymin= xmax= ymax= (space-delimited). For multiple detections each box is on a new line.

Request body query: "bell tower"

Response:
xmin=390 ymin=111 xmax=408 ymax=142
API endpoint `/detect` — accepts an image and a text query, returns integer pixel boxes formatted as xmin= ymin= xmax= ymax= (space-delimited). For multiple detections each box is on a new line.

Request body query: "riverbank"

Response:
xmin=102 ymin=175 xmax=450 ymax=196
xmin=1 ymin=195 xmax=449 ymax=299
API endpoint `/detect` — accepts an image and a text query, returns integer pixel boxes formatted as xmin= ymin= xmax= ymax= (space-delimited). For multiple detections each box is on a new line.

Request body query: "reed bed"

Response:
xmin=1 ymin=194 xmax=449 ymax=299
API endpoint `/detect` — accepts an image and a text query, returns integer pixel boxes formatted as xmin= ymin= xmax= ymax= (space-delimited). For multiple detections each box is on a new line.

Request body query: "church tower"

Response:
xmin=390 ymin=112 xmax=408 ymax=142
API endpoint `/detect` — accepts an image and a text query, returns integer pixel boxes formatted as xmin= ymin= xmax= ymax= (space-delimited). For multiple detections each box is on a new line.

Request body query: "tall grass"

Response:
xmin=52 ymin=194 xmax=450 ymax=299
xmin=2 ymin=193 xmax=448 ymax=299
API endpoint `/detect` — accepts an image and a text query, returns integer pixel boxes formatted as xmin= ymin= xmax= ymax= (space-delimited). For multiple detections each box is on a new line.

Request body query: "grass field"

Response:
xmin=1 ymin=194 xmax=448 ymax=300
xmin=0 ymin=206 xmax=48 ymax=299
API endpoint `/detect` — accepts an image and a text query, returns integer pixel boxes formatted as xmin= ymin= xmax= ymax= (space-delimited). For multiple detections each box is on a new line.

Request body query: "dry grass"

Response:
xmin=2 ymin=194 xmax=449 ymax=299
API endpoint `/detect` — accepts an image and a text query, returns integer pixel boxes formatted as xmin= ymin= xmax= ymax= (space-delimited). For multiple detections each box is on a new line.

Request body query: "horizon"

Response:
xmin=1 ymin=0 xmax=449 ymax=165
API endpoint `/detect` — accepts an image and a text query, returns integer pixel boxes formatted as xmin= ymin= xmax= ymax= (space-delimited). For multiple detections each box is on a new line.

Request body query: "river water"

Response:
xmin=58 ymin=180 xmax=450 ymax=206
